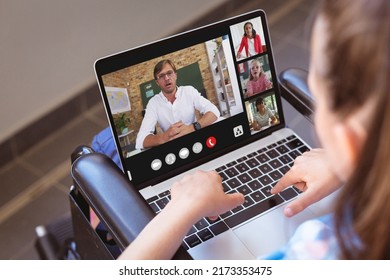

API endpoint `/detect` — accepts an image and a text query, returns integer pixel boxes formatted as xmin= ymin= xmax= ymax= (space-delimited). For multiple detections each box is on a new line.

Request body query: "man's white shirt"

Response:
xmin=135 ymin=86 xmax=220 ymax=149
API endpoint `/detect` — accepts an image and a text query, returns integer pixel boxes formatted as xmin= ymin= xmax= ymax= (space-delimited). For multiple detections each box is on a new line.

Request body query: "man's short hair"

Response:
xmin=153 ymin=59 xmax=177 ymax=80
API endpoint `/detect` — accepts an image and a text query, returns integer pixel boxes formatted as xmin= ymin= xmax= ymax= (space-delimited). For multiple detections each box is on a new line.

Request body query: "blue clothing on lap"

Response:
xmin=91 ymin=127 xmax=121 ymax=168
xmin=261 ymin=214 xmax=341 ymax=259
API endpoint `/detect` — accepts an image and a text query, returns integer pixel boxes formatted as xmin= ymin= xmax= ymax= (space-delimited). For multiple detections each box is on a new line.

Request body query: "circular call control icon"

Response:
xmin=165 ymin=153 xmax=176 ymax=165
xmin=151 ymin=159 xmax=162 ymax=171
xmin=192 ymin=142 xmax=203 ymax=154
xmin=179 ymin=148 xmax=190 ymax=159
xmin=206 ymin=136 xmax=217 ymax=148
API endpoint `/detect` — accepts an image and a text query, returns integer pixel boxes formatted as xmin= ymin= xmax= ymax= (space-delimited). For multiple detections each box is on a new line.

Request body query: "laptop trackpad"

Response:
xmin=233 ymin=206 xmax=315 ymax=259
xmin=188 ymin=230 xmax=255 ymax=260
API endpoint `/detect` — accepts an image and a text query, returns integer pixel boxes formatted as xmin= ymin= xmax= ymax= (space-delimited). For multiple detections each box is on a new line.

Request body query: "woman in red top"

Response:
xmin=236 ymin=21 xmax=263 ymax=59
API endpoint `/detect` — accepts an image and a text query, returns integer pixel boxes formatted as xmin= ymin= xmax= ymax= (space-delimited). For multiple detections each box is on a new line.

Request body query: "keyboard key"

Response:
xmin=256 ymin=153 xmax=270 ymax=163
xmin=250 ymin=190 xmax=266 ymax=202
xmin=222 ymin=182 xmax=231 ymax=192
xmin=248 ymin=168 xmax=262 ymax=179
xmin=158 ymin=190 xmax=170 ymax=198
xmin=286 ymin=135 xmax=296 ymax=140
xmin=286 ymin=138 xmax=304 ymax=149
xmin=248 ymin=179 xmax=262 ymax=191
xmin=237 ymin=156 xmax=248 ymax=163
xmin=149 ymin=202 xmax=159 ymax=213
xmin=237 ymin=185 xmax=251 ymax=195
xmin=247 ymin=151 xmax=257 ymax=158
xmin=146 ymin=195 xmax=159 ymax=204
xmin=227 ymin=189 xmax=237 ymax=194
xmin=246 ymin=158 xmax=259 ymax=168
xmin=261 ymin=185 xmax=273 ymax=197
xmin=215 ymin=165 xmax=226 ymax=172
xmin=269 ymin=170 xmax=283 ymax=181
xmin=227 ymin=178 xmax=241 ymax=189
xmin=259 ymin=163 xmax=272 ymax=174
xmin=276 ymin=144 xmax=289 ymax=154
xmin=267 ymin=143 xmax=277 ymax=149
xmin=236 ymin=162 xmax=250 ymax=172
xmin=279 ymin=165 xmax=290 ymax=175
xmin=220 ymin=210 xmax=232 ymax=219
xmin=224 ymin=195 xmax=284 ymax=228
xmin=269 ymin=159 xmax=283 ymax=169
xmin=238 ymin=173 xmax=251 ymax=183
xmin=184 ymin=234 xmax=202 ymax=248
xmin=258 ymin=174 xmax=272 ymax=186
xmin=219 ymin=171 xmax=228 ymax=181
xmin=226 ymin=161 xmax=237 ymax=167
xmin=209 ymin=221 xmax=229 ymax=236
xmin=243 ymin=196 xmax=255 ymax=208
xmin=280 ymin=187 xmax=299 ymax=201
xmin=266 ymin=149 xmax=280 ymax=159
xmin=279 ymin=154 xmax=293 ymax=164
xmin=298 ymin=145 xmax=310 ymax=154
xmin=231 ymin=204 xmax=244 ymax=213
xmin=225 ymin=167 xmax=239 ymax=178
xmin=289 ymin=150 xmax=301 ymax=159
xmin=198 ymin=228 xmax=214 ymax=242
xmin=156 ymin=197 xmax=169 ymax=210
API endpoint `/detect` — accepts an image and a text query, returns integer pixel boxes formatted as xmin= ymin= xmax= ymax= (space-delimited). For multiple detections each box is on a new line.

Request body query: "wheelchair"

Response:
xmin=34 ymin=68 xmax=314 ymax=260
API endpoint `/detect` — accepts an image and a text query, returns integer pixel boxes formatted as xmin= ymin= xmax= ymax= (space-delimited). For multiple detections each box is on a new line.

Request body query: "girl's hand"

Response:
xmin=272 ymin=149 xmax=343 ymax=217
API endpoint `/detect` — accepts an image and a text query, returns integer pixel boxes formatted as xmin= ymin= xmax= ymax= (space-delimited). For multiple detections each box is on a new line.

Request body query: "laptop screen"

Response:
xmin=95 ymin=10 xmax=285 ymax=188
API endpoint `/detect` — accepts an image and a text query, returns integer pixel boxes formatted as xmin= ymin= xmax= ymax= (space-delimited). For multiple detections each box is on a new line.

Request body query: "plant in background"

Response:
xmin=115 ymin=113 xmax=131 ymax=134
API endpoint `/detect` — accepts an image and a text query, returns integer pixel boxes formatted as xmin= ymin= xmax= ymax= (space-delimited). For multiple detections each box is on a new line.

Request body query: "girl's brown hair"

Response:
xmin=319 ymin=0 xmax=390 ymax=259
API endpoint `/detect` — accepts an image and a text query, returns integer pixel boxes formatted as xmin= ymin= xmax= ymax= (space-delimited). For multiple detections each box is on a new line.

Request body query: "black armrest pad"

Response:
xmin=71 ymin=153 xmax=155 ymax=250
xmin=71 ymin=152 xmax=192 ymax=259
xmin=278 ymin=68 xmax=315 ymax=121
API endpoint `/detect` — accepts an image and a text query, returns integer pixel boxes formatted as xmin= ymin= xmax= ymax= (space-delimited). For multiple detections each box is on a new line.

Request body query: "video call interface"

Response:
xmin=100 ymin=14 xmax=283 ymax=186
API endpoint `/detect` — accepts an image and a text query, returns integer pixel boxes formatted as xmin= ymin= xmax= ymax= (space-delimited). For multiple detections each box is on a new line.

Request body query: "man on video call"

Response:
xmin=135 ymin=59 xmax=220 ymax=150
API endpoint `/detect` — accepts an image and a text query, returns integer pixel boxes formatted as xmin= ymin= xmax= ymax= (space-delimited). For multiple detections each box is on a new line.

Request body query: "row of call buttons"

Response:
xmin=151 ymin=136 xmax=216 ymax=171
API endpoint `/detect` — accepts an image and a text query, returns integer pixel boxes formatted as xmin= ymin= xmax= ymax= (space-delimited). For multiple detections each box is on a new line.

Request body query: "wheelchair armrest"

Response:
xmin=278 ymin=68 xmax=315 ymax=122
xmin=71 ymin=148 xmax=192 ymax=259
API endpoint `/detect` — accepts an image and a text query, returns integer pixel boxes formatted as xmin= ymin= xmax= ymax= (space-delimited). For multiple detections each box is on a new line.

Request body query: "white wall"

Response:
xmin=0 ymin=0 xmax=227 ymax=143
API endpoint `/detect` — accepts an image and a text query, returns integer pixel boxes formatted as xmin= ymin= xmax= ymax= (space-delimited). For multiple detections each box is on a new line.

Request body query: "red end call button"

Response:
xmin=206 ymin=136 xmax=217 ymax=148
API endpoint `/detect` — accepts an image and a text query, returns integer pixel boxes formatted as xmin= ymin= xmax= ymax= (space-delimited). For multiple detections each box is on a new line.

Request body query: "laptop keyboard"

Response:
xmin=146 ymin=134 xmax=309 ymax=250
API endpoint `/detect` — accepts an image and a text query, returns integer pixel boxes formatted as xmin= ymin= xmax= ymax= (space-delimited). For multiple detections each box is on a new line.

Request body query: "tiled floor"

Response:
xmin=0 ymin=0 xmax=320 ymax=259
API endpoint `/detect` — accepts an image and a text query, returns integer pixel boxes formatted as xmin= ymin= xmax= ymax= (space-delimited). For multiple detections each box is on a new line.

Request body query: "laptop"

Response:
xmin=94 ymin=9 xmax=326 ymax=259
